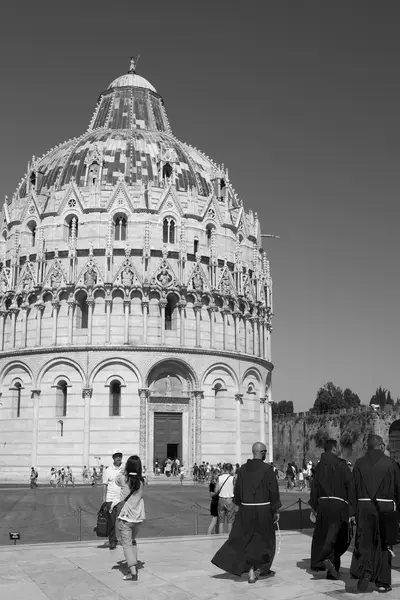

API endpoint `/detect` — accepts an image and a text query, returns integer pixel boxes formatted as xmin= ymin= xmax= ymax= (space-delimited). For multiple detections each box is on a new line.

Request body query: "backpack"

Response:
xmin=94 ymin=502 xmax=109 ymax=537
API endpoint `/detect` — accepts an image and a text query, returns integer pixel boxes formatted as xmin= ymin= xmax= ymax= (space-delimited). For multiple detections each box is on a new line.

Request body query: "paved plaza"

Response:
xmin=0 ymin=532 xmax=399 ymax=600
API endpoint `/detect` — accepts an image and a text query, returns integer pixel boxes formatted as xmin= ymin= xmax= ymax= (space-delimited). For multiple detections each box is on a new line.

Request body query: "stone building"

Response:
xmin=0 ymin=60 xmax=274 ymax=481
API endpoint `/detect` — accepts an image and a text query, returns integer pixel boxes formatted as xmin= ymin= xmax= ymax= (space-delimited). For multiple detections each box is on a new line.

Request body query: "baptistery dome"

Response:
xmin=0 ymin=61 xmax=274 ymax=482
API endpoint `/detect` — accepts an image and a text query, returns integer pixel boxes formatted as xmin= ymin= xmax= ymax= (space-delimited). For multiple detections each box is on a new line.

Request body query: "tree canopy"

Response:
xmin=312 ymin=382 xmax=361 ymax=412
xmin=271 ymin=400 xmax=294 ymax=415
xmin=369 ymin=387 xmax=394 ymax=409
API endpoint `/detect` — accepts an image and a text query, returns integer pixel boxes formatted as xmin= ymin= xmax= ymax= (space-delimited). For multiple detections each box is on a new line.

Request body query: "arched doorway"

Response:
xmin=145 ymin=360 xmax=200 ymax=474
xmin=388 ymin=419 xmax=400 ymax=465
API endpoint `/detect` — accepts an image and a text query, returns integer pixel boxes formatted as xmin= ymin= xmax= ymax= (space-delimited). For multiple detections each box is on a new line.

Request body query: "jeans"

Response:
xmin=119 ymin=519 xmax=141 ymax=568
xmin=106 ymin=502 xmax=121 ymax=545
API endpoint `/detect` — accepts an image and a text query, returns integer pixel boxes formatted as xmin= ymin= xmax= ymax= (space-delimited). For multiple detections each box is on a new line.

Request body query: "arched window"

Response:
xmin=193 ymin=238 xmax=199 ymax=255
xmin=56 ymin=380 xmax=68 ymax=417
xmin=89 ymin=161 xmax=100 ymax=185
xmin=165 ymin=294 xmax=178 ymax=331
xmin=76 ymin=293 xmax=88 ymax=329
xmin=30 ymin=172 xmax=36 ymax=188
xmin=13 ymin=382 xmax=22 ymax=418
xmin=163 ymin=218 xmax=175 ymax=244
xmin=109 ymin=380 xmax=121 ymax=416
xmin=206 ymin=225 xmax=214 ymax=248
xmin=114 ymin=215 xmax=127 ymax=241
xmin=27 ymin=221 xmax=37 ymax=247
xmin=162 ymin=162 xmax=173 ymax=179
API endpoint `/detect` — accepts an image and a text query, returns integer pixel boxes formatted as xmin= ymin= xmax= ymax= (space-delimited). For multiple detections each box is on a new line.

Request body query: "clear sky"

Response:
xmin=0 ymin=1 xmax=399 ymax=411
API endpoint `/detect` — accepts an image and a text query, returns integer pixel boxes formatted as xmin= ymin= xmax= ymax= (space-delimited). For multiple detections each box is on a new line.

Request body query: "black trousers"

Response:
xmin=106 ymin=502 xmax=120 ymax=545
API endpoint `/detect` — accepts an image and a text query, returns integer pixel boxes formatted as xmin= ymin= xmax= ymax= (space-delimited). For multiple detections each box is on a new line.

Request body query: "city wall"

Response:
xmin=273 ymin=405 xmax=400 ymax=468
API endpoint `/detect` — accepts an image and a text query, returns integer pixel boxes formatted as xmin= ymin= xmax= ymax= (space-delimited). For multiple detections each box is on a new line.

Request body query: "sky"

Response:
xmin=0 ymin=1 xmax=399 ymax=411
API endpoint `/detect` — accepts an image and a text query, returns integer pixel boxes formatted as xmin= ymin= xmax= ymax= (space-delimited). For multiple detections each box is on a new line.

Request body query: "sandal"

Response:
xmin=123 ymin=567 xmax=138 ymax=581
xmin=377 ymin=585 xmax=392 ymax=593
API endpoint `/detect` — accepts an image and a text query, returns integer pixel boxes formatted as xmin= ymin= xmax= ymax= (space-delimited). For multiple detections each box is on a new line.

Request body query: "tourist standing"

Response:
xmin=82 ymin=466 xmax=90 ymax=483
xmin=350 ymin=434 xmax=400 ymax=593
xmin=165 ymin=458 xmax=172 ymax=477
xmin=112 ymin=455 xmax=145 ymax=581
xmin=207 ymin=471 xmax=219 ymax=534
xmin=50 ymin=467 xmax=57 ymax=487
xmin=154 ymin=458 xmax=159 ymax=475
xmin=103 ymin=450 xmax=124 ymax=550
xmin=66 ymin=466 xmax=75 ymax=487
xmin=179 ymin=464 xmax=186 ymax=485
xmin=91 ymin=467 xmax=97 ymax=486
xmin=30 ymin=467 xmax=38 ymax=488
xmin=215 ymin=463 xmax=235 ymax=534
xmin=309 ymin=439 xmax=354 ymax=579
xmin=211 ymin=442 xmax=281 ymax=584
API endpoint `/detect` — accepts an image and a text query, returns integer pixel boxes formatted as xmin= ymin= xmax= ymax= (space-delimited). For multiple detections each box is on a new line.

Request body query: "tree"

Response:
xmin=369 ymin=387 xmax=393 ymax=409
xmin=271 ymin=400 xmax=294 ymax=415
xmin=312 ymin=382 xmax=361 ymax=412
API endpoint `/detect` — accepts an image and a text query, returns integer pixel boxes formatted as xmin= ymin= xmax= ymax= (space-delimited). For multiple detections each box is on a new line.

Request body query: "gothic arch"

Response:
xmin=37 ymin=357 xmax=85 ymax=388
xmin=89 ymin=357 xmax=142 ymax=388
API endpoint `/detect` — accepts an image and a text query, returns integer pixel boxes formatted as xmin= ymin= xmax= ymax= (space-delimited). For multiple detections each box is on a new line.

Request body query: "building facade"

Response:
xmin=0 ymin=61 xmax=274 ymax=481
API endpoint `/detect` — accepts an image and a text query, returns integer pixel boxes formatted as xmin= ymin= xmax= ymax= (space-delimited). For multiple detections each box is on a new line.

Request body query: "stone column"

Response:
xmin=235 ymin=393 xmax=243 ymax=465
xmin=263 ymin=319 xmax=268 ymax=360
xmin=142 ymin=299 xmax=149 ymax=344
xmin=105 ymin=297 xmax=112 ymax=344
xmin=35 ymin=302 xmax=44 ymax=347
xmin=86 ymin=297 xmax=95 ymax=345
xmin=267 ymin=384 xmax=273 ymax=463
xmin=139 ymin=389 xmax=150 ymax=466
xmin=194 ymin=391 xmax=203 ymax=463
xmin=10 ymin=306 xmax=18 ymax=349
xmin=21 ymin=304 xmax=29 ymax=348
xmin=194 ymin=302 xmax=202 ymax=347
xmin=123 ymin=298 xmax=130 ymax=345
xmin=243 ymin=314 xmax=249 ymax=354
xmin=160 ymin=298 xmax=167 ymax=345
xmin=82 ymin=388 xmax=92 ymax=469
xmin=67 ymin=296 xmax=75 ymax=344
xmin=31 ymin=389 xmax=41 ymax=468
xmin=208 ymin=305 xmax=216 ymax=349
xmin=0 ymin=310 xmax=6 ymax=351
xmin=51 ymin=299 xmax=60 ymax=346
xmin=259 ymin=397 xmax=266 ymax=445
xmin=233 ymin=311 xmax=241 ymax=352
xmin=251 ymin=316 xmax=257 ymax=355
xmin=222 ymin=308 xmax=230 ymax=351
xmin=179 ymin=300 xmax=186 ymax=346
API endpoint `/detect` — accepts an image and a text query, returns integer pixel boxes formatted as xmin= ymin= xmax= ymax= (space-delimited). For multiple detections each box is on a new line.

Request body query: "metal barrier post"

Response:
xmin=78 ymin=507 xmax=82 ymax=541
xmin=193 ymin=503 xmax=198 ymax=535
xmin=298 ymin=498 xmax=303 ymax=531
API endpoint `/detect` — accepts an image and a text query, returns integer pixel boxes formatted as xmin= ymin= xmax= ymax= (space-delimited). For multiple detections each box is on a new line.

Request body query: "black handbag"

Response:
xmin=94 ymin=501 xmax=109 ymax=537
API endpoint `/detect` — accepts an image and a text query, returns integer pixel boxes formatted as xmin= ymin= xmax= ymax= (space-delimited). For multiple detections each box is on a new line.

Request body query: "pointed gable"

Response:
xmin=234 ymin=207 xmax=250 ymax=239
xmin=15 ymin=261 xmax=37 ymax=295
xmin=76 ymin=251 xmax=105 ymax=288
xmin=113 ymin=246 xmax=142 ymax=289
xmin=217 ymin=263 xmax=236 ymax=297
xmin=158 ymin=185 xmax=183 ymax=217
xmin=0 ymin=266 xmax=12 ymax=295
xmin=106 ymin=180 xmax=136 ymax=214
xmin=43 ymin=255 xmax=68 ymax=291
xmin=19 ymin=190 xmax=41 ymax=224
xmin=201 ymin=196 xmax=223 ymax=226
xmin=57 ymin=180 xmax=86 ymax=215
xmin=186 ymin=256 xmax=211 ymax=295
xmin=150 ymin=246 xmax=178 ymax=290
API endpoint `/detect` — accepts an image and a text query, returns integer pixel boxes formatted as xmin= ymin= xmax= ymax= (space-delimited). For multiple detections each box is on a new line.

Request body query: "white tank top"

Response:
xmin=218 ymin=474 xmax=234 ymax=498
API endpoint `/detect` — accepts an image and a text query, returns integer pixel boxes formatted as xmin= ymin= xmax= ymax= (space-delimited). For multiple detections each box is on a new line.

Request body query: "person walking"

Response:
xmin=30 ymin=467 xmax=38 ymax=488
xmin=211 ymin=442 xmax=281 ymax=584
xmin=111 ymin=455 xmax=145 ymax=581
xmin=179 ymin=464 xmax=186 ymax=485
xmin=350 ymin=434 xmax=400 ymax=593
xmin=309 ymin=439 xmax=355 ymax=579
xmin=103 ymin=450 xmax=124 ymax=550
xmin=50 ymin=467 xmax=57 ymax=487
xmin=215 ymin=463 xmax=236 ymax=534
xmin=66 ymin=466 xmax=75 ymax=487
xmin=82 ymin=466 xmax=90 ymax=483
xmin=207 ymin=471 xmax=219 ymax=535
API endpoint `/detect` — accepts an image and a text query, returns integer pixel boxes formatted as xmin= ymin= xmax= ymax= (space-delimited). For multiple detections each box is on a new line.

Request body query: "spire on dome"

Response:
xmin=129 ymin=55 xmax=140 ymax=74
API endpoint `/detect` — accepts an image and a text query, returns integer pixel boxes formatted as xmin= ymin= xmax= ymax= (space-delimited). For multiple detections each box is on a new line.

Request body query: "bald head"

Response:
xmin=252 ymin=441 xmax=267 ymax=459
xmin=367 ymin=434 xmax=384 ymax=450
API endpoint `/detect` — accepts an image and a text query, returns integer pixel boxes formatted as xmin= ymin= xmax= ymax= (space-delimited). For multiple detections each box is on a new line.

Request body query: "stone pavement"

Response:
xmin=0 ymin=532 xmax=399 ymax=600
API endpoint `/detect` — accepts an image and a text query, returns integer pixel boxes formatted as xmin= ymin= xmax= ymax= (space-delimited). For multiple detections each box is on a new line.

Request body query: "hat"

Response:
xmin=112 ymin=449 xmax=123 ymax=457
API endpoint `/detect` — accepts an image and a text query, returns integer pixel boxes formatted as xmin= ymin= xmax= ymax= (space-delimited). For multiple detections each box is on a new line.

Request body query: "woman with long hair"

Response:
xmin=112 ymin=455 xmax=145 ymax=581
xmin=207 ymin=470 xmax=219 ymax=535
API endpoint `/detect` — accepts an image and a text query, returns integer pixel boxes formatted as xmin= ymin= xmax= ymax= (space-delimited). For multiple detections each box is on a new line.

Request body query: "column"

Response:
xmin=179 ymin=300 xmax=186 ymax=346
xmin=263 ymin=319 xmax=268 ymax=360
xmin=243 ymin=314 xmax=248 ymax=354
xmin=0 ymin=310 xmax=6 ymax=351
xmin=259 ymin=397 xmax=266 ymax=445
xmin=258 ymin=317 xmax=262 ymax=357
xmin=10 ymin=307 xmax=17 ymax=349
xmin=233 ymin=311 xmax=241 ymax=352
xmin=267 ymin=381 xmax=273 ymax=462
xmin=194 ymin=302 xmax=201 ymax=347
xmin=251 ymin=316 xmax=257 ymax=355
xmin=82 ymin=388 xmax=92 ymax=469
xmin=190 ymin=391 xmax=196 ymax=466
xmin=235 ymin=393 xmax=243 ymax=465
xmin=31 ymin=389 xmax=41 ymax=468
xmin=105 ymin=297 xmax=112 ymax=344
xmin=139 ymin=389 xmax=150 ymax=467
xmin=35 ymin=302 xmax=44 ymax=347
xmin=142 ymin=299 xmax=149 ymax=344
xmin=21 ymin=304 xmax=29 ymax=348
xmin=87 ymin=298 xmax=95 ymax=345
xmin=194 ymin=391 xmax=203 ymax=463
xmin=160 ymin=299 xmax=167 ymax=345
xmin=209 ymin=305 xmax=216 ymax=348
xmin=51 ymin=300 xmax=59 ymax=346
xmin=222 ymin=309 xmax=228 ymax=351
xmin=67 ymin=296 xmax=75 ymax=344
xmin=123 ymin=298 xmax=130 ymax=344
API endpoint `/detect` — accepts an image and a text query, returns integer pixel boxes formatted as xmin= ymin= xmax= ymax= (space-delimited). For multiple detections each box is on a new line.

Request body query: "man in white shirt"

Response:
xmin=103 ymin=449 xmax=123 ymax=550
xmin=215 ymin=463 xmax=236 ymax=534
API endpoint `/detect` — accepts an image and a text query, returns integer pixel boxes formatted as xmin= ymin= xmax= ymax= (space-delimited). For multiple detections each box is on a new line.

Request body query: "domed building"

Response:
xmin=0 ymin=60 xmax=274 ymax=481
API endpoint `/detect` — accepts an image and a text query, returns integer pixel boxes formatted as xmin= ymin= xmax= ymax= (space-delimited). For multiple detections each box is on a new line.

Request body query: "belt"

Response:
xmin=241 ymin=502 xmax=271 ymax=506
xmin=219 ymin=497 xmax=234 ymax=499
xmin=319 ymin=496 xmax=348 ymax=504
xmin=358 ymin=498 xmax=396 ymax=509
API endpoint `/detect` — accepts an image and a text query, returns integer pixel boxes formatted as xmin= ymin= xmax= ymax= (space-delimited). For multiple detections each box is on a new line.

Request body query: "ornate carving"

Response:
xmin=143 ymin=221 xmax=150 ymax=260
xmin=150 ymin=251 xmax=178 ymax=290
xmin=187 ymin=261 xmax=210 ymax=295
xmin=82 ymin=388 xmax=93 ymax=399
xmin=16 ymin=261 xmax=36 ymax=295
xmin=76 ymin=255 xmax=104 ymax=289
xmin=113 ymin=254 xmax=141 ymax=290
xmin=43 ymin=258 xmax=68 ymax=291
xmin=218 ymin=266 xmax=235 ymax=297
xmin=0 ymin=267 xmax=11 ymax=295
xmin=139 ymin=388 xmax=150 ymax=462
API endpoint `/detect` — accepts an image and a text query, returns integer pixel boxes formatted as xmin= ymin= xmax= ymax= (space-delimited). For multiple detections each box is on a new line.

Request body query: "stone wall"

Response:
xmin=273 ymin=405 xmax=400 ymax=469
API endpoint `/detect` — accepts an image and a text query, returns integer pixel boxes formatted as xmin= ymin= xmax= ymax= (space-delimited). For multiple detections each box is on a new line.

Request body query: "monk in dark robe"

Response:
xmin=211 ymin=441 xmax=281 ymax=584
xmin=309 ymin=438 xmax=355 ymax=579
xmin=350 ymin=434 xmax=400 ymax=593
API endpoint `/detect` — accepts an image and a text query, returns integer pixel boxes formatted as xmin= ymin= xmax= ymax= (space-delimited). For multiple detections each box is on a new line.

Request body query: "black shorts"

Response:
xmin=210 ymin=500 xmax=218 ymax=517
